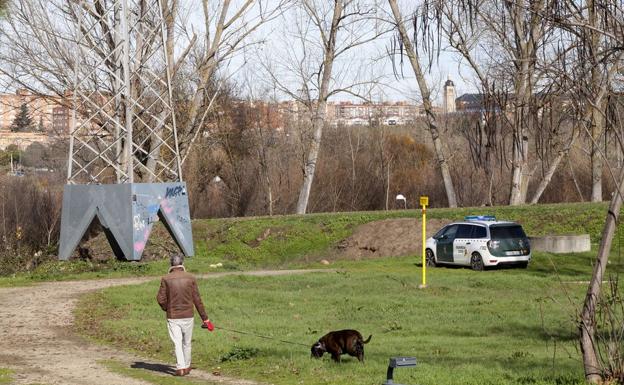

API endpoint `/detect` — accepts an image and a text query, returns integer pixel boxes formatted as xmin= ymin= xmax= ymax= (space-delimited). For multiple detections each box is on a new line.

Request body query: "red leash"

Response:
xmin=202 ymin=323 xmax=309 ymax=347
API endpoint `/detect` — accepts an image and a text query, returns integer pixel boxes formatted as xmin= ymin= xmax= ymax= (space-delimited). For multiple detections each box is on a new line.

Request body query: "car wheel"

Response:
xmin=519 ymin=261 xmax=529 ymax=269
xmin=470 ymin=253 xmax=484 ymax=271
xmin=425 ymin=249 xmax=436 ymax=267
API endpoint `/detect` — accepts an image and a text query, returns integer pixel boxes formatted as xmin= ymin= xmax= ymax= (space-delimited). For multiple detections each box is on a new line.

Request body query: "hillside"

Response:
xmin=2 ymin=201 xmax=614 ymax=286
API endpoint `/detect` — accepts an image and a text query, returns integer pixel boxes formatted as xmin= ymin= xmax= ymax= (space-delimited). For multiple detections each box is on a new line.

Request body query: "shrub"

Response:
xmin=0 ymin=174 xmax=62 ymax=275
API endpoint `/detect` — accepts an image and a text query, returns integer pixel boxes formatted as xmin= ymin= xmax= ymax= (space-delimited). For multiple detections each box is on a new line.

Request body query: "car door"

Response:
xmin=436 ymin=224 xmax=458 ymax=263
xmin=454 ymin=224 xmax=474 ymax=265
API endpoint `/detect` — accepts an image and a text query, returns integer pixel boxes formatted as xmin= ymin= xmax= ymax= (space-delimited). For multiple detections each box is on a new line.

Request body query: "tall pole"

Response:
xmin=420 ymin=196 xmax=429 ymax=289
xmin=67 ymin=1 xmax=81 ymax=184
xmin=114 ymin=1 xmax=123 ymax=183
xmin=121 ymin=0 xmax=133 ymax=183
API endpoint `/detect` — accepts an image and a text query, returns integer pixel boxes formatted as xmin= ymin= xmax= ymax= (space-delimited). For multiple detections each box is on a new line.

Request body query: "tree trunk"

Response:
xmin=509 ymin=134 xmax=529 ymax=205
xmin=296 ymin=118 xmax=324 ymax=214
xmin=580 ymin=167 xmax=624 ymax=383
xmin=519 ymin=135 xmax=531 ymax=203
xmin=589 ymin=0 xmax=604 ymax=203
xmin=267 ymin=181 xmax=273 ymax=216
xmin=506 ymin=0 xmax=545 ymax=206
xmin=530 ymin=129 xmax=580 ymax=204
xmin=509 ymin=63 xmax=532 ymax=206
xmin=530 ymin=149 xmax=566 ymax=204
xmin=388 ymin=0 xmax=457 ymax=207
xmin=348 ymin=128 xmax=360 ymax=210
xmin=295 ymin=0 xmax=343 ymax=214
xmin=590 ymin=104 xmax=604 ymax=202
xmin=385 ymin=161 xmax=391 ymax=210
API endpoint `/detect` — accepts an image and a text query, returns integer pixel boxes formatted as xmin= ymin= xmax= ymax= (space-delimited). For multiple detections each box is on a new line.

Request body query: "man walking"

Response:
xmin=157 ymin=254 xmax=213 ymax=376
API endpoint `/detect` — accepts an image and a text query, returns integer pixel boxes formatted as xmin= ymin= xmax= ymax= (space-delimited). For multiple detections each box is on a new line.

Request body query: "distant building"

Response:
xmin=329 ymin=101 xmax=425 ymax=126
xmin=277 ymin=100 xmax=430 ymax=127
xmin=455 ymin=93 xmax=485 ymax=112
xmin=443 ymin=78 xmax=456 ymax=114
xmin=52 ymin=106 xmax=71 ymax=134
xmin=0 ymin=89 xmax=73 ymax=150
xmin=0 ymin=89 xmax=73 ymax=134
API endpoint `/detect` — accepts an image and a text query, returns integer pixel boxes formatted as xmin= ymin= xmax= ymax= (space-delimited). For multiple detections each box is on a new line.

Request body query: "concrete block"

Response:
xmin=529 ymin=234 xmax=591 ymax=253
xmin=59 ymin=182 xmax=193 ymax=261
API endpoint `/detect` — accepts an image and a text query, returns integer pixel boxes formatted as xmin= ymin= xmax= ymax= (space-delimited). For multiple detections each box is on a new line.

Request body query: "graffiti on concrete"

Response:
xmin=164 ymin=185 xmax=185 ymax=199
xmin=59 ymin=182 xmax=194 ymax=261
xmin=133 ymin=215 xmax=146 ymax=231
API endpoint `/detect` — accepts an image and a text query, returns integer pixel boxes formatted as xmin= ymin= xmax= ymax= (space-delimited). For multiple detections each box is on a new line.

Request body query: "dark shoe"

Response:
xmin=174 ymin=369 xmax=186 ymax=376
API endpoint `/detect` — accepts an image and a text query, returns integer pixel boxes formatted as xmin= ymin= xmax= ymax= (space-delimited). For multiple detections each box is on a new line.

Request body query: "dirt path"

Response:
xmin=0 ymin=269 xmax=332 ymax=385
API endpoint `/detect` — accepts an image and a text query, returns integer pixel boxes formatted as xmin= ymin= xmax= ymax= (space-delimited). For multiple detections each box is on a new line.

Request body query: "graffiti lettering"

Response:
xmin=133 ymin=215 xmax=145 ymax=231
xmin=165 ymin=186 xmax=184 ymax=199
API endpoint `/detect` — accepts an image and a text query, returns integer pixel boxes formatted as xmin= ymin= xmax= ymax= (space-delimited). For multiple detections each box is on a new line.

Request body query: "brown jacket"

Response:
xmin=156 ymin=267 xmax=208 ymax=320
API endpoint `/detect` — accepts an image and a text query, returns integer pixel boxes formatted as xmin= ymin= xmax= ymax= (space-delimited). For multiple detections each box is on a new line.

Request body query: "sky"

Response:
xmin=0 ymin=0 xmax=478 ymax=105
xmin=183 ymin=0 xmax=478 ymax=106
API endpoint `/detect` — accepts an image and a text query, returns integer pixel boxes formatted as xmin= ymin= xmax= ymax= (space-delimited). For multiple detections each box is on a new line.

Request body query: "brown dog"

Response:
xmin=310 ymin=329 xmax=372 ymax=362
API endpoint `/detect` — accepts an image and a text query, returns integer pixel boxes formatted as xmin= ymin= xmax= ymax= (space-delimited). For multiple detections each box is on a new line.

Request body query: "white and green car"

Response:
xmin=425 ymin=216 xmax=531 ymax=271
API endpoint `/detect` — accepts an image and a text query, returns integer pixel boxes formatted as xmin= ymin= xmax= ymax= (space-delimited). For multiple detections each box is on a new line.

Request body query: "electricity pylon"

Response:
xmin=59 ymin=0 xmax=193 ymax=261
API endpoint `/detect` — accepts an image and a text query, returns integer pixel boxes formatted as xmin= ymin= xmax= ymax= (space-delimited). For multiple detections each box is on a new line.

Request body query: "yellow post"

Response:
xmin=419 ymin=196 xmax=429 ymax=289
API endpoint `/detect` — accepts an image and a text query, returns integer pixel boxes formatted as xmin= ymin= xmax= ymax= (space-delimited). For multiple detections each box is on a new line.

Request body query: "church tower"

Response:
xmin=443 ymin=77 xmax=456 ymax=114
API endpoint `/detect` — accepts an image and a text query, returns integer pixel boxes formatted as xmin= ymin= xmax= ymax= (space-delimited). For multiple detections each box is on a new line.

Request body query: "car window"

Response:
xmin=456 ymin=224 xmax=473 ymax=239
xmin=472 ymin=226 xmax=487 ymax=238
xmin=441 ymin=224 xmax=458 ymax=239
xmin=433 ymin=226 xmax=447 ymax=239
xmin=490 ymin=225 xmax=526 ymax=239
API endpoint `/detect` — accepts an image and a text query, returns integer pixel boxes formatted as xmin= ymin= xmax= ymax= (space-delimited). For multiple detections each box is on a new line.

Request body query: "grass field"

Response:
xmin=75 ymin=249 xmax=623 ymax=385
xmin=0 ymin=369 xmax=12 ymax=385
xmin=6 ymin=202 xmax=624 ymax=383
xmin=2 ymin=202 xmax=620 ymax=287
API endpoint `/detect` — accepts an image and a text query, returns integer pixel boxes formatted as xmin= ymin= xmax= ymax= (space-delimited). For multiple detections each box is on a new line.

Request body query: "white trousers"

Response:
xmin=167 ymin=317 xmax=194 ymax=370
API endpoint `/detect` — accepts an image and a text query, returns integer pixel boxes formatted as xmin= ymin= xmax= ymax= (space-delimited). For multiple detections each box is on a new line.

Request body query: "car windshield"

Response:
xmin=490 ymin=225 xmax=526 ymax=239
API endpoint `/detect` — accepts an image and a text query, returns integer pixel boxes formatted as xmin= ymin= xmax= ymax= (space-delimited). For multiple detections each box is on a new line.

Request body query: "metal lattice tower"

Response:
xmin=67 ymin=0 xmax=181 ymax=184
xmin=59 ymin=0 xmax=193 ymax=261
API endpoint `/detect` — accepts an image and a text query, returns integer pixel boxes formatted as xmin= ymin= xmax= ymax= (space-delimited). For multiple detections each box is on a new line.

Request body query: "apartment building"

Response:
xmin=278 ymin=100 xmax=433 ymax=127
xmin=0 ymin=89 xmax=73 ymax=150
xmin=0 ymin=89 xmax=71 ymax=134
xmin=330 ymin=101 xmax=427 ymax=126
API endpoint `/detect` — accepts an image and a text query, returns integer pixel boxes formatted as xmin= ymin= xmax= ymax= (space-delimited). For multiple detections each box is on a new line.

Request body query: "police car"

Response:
xmin=425 ymin=216 xmax=531 ymax=271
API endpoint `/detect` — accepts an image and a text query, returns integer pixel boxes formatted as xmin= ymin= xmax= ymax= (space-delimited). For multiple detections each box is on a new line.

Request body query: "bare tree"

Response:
xmin=264 ymin=0 xmax=387 ymax=214
xmin=176 ymin=0 xmax=291 ymax=160
xmin=240 ymin=84 xmax=282 ymax=216
xmin=580 ymin=167 xmax=624 ymax=383
xmin=387 ymin=0 xmax=458 ymax=207
xmin=547 ymin=0 xmax=624 ymax=381
xmin=529 ymin=56 xmax=621 ymax=203
xmin=435 ymin=0 xmax=556 ymax=205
